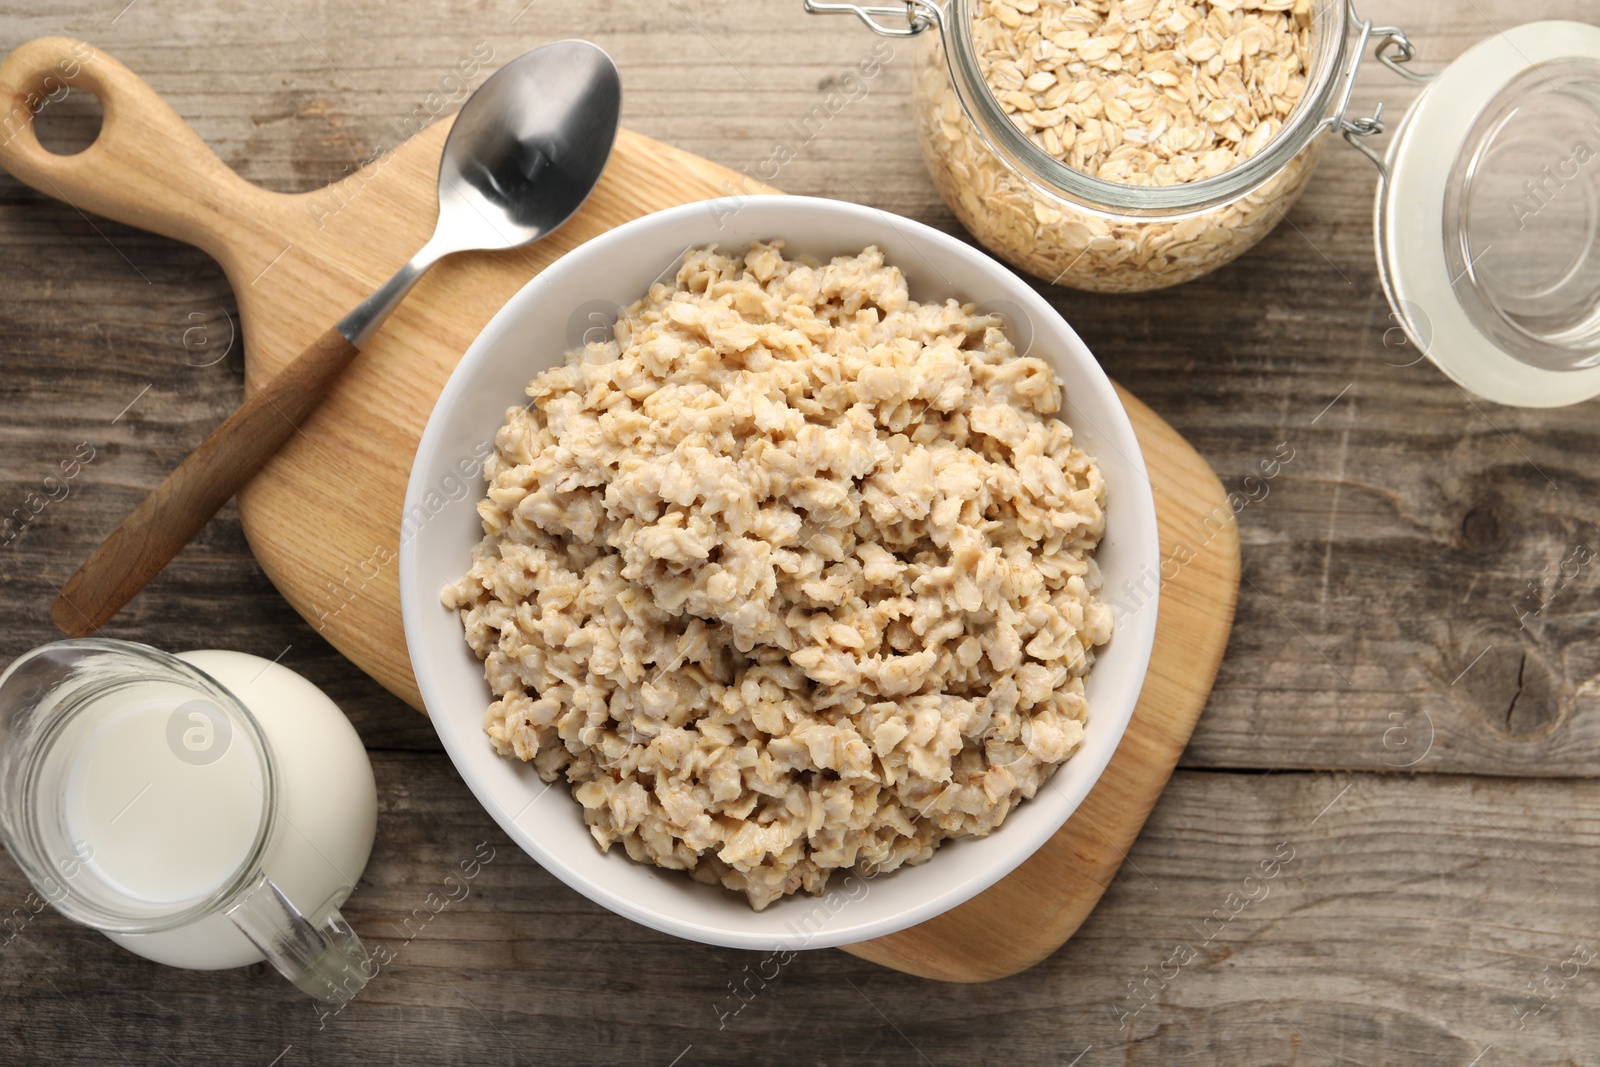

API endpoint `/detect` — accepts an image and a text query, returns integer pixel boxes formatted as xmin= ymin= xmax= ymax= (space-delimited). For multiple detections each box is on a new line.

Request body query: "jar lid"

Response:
xmin=1378 ymin=21 xmax=1600 ymax=407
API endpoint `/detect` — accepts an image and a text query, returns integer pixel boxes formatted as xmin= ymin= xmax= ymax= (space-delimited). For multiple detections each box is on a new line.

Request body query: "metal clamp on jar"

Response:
xmin=807 ymin=0 xmax=1600 ymax=407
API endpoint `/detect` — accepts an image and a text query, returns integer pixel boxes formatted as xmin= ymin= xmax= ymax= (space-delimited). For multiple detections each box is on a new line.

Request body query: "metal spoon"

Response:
xmin=53 ymin=40 xmax=621 ymax=637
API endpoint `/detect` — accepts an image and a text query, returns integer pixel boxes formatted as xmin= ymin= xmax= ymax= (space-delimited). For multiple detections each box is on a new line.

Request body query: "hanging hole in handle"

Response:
xmin=0 ymin=39 xmax=106 ymax=158
xmin=28 ymin=83 xmax=103 ymax=156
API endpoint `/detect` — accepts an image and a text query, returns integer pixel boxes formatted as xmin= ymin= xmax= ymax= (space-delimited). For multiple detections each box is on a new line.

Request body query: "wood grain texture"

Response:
xmin=1 ymin=0 xmax=1597 ymax=1061
xmin=50 ymin=321 xmax=359 ymax=636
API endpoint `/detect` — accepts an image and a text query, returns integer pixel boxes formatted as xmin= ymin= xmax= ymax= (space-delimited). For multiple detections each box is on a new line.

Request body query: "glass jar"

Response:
xmin=812 ymin=0 xmax=1369 ymax=292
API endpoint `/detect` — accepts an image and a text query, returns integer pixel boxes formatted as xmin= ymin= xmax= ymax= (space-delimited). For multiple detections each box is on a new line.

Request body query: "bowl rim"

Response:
xmin=399 ymin=193 xmax=1159 ymax=950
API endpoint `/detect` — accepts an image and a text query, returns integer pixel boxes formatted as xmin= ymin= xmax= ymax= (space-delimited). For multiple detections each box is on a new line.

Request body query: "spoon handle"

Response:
xmin=52 ymin=327 xmax=359 ymax=637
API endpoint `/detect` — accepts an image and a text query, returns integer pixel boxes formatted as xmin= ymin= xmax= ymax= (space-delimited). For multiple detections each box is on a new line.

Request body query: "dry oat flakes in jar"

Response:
xmin=807 ymin=0 xmax=1372 ymax=292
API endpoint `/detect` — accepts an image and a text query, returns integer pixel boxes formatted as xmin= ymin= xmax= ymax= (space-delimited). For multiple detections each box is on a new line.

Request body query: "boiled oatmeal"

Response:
xmin=442 ymin=243 xmax=1112 ymax=910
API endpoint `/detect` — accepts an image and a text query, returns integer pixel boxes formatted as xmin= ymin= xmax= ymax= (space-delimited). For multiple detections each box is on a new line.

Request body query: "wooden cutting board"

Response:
xmin=0 ymin=36 xmax=1240 ymax=982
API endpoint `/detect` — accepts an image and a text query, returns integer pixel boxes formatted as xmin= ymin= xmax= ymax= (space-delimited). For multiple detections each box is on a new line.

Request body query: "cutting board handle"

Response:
xmin=0 ymin=37 xmax=267 ymax=263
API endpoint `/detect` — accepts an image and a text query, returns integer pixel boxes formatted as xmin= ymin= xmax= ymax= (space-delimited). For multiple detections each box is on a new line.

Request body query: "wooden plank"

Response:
xmin=1 ymin=754 xmax=1593 ymax=1064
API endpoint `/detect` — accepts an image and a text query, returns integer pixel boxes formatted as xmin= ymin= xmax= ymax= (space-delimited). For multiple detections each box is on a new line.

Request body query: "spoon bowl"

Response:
xmin=345 ymin=40 xmax=622 ymax=342
xmin=436 ymin=40 xmax=623 ymax=253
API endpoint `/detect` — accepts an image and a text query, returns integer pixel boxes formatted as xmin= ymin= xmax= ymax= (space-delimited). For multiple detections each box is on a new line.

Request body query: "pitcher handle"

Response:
xmin=226 ymin=874 xmax=371 ymax=1005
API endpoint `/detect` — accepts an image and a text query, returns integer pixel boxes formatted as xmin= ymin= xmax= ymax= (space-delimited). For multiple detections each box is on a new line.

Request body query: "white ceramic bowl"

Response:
xmin=400 ymin=195 xmax=1159 ymax=951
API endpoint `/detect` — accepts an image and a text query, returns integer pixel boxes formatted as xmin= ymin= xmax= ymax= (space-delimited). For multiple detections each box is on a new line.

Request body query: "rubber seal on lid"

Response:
xmin=1377 ymin=20 xmax=1600 ymax=407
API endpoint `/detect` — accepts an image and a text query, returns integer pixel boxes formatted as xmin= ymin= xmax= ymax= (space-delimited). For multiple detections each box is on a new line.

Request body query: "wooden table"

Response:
xmin=1 ymin=1 xmax=1594 ymax=1062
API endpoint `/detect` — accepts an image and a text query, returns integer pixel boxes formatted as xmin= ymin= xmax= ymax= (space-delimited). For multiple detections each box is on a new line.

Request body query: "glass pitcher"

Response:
xmin=0 ymin=639 xmax=374 ymax=1004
